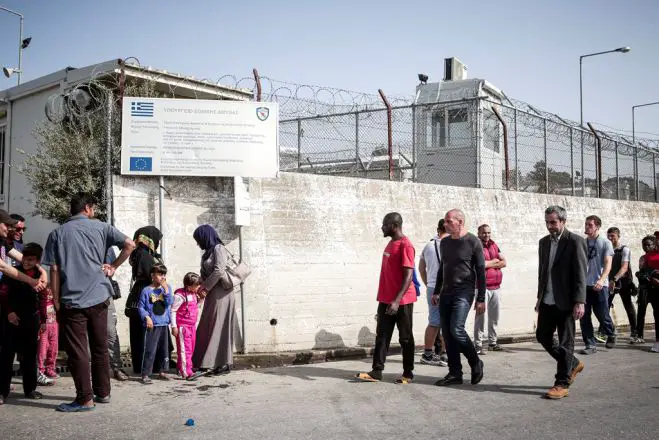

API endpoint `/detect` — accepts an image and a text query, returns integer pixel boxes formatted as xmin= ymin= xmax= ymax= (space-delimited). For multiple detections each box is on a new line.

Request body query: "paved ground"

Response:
xmin=1 ymin=339 xmax=658 ymax=440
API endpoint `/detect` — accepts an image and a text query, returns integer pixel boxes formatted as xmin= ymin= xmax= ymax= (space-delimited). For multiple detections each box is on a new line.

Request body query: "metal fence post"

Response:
xmin=634 ymin=147 xmax=639 ymax=201
xmin=570 ymin=127 xmax=574 ymax=196
xmin=615 ymin=141 xmax=620 ymax=200
xmin=411 ymin=105 xmax=416 ymax=182
xmin=491 ymin=106 xmax=509 ymax=190
xmin=543 ymin=119 xmax=548 ymax=193
xmin=355 ymin=112 xmax=359 ymax=163
xmin=581 ymin=131 xmax=585 ymax=196
xmin=378 ymin=89 xmax=394 ymax=181
xmin=514 ymin=109 xmax=519 ymax=190
xmin=297 ymin=119 xmax=302 ymax=170
xmin=654 ymin=152 xmax=658 ymax=202
xmin=587 ymin=123 xmax=602 ymax=198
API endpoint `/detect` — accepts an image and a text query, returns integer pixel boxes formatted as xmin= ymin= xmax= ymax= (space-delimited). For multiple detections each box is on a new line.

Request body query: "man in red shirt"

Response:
xmin=357 ymin=212 xmax=416 ymax=384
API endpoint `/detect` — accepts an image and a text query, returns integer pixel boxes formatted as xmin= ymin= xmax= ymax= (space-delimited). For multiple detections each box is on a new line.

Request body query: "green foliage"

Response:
xmin=19 ymin=80 xmax=164 ymax=224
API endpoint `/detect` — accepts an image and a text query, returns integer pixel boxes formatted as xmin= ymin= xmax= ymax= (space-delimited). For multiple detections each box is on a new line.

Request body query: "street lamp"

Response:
xmin=579 ymin=47 xmax=630 ymax=126
xmin=632 ymin=101 xmax=659 ymax=146
xmin=1 ymin=6 xmax=31 ymax=85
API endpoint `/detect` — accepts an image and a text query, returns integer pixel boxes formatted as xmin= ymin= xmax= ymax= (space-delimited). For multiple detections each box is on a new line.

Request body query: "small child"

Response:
xmin=170 ymin=272 xmax=201 ymax=379
xmin=0 ymin=243 xmax=46 ymax=404
xmin=37 ymin=285 xmax=59 ymax=385
xmin=138 ymin=263 xmax=173 ymax=385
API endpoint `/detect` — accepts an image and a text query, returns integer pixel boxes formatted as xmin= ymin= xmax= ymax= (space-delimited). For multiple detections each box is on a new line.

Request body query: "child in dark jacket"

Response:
xmin=0 ymin=243 xmax=47 ymax=404
xmin=138 ymin=263 xmax=173 ymax=384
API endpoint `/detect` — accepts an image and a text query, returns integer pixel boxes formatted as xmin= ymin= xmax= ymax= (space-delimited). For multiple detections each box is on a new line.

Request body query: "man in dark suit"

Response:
xmin=536 ymin=205 xmax=587 ymax=399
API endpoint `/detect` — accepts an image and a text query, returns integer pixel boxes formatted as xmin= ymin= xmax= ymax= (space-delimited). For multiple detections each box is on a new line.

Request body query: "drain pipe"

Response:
xmin=491 ymin=106 xmax=510 ymax=190
xmin=587 ymin=122 xmax=602 ymax=198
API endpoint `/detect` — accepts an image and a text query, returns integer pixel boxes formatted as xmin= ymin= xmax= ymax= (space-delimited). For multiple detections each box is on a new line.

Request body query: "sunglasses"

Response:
xmin=14 ymin=227 xmax=26 ymax=232
xmin=588 ymin=245 xmax=597 ymax=260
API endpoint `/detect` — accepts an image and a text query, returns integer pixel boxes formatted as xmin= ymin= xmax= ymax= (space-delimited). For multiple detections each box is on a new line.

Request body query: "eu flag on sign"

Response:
xmin=129 ymin=157 xmax=153 ymax=172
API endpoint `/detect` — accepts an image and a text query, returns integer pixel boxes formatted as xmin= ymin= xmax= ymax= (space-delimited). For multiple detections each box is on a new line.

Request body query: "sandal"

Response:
xmin=394 ymin=375 xmax=413 ymax=384
xmin=355 ymin=372 xmax=381 ymax=382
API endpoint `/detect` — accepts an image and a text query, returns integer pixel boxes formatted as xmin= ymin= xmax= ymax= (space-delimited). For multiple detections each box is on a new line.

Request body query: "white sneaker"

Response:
xmin=650 ymin=342 xmax=659 ymax=353
xmin=37 ymin=372 xmax=54 ymax=386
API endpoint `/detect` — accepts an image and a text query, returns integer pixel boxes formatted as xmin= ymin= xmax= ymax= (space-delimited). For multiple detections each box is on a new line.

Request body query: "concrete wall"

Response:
xmin=2 ymin=85 xmax=62 ymax=246
xmin=112 ymin=172 xmax=658 ymax=353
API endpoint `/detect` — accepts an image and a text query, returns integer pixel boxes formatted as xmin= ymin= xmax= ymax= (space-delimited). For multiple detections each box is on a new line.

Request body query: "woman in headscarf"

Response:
xmin=189 ymin=225 xmax=236 ymax=379
xmin=125 ymin=226 xmax=164 ymax=374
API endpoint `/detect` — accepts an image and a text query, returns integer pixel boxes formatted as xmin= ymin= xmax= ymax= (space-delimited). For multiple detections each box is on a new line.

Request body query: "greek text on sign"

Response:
xmin=120 ymin=98 xmax=279 ymax=177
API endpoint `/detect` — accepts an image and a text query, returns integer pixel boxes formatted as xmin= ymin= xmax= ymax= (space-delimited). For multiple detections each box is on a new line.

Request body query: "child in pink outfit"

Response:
xmin=170 ymin=273 xmax=201 ymax=379
xmin=37 ymin=286 xmax=59 ymax=379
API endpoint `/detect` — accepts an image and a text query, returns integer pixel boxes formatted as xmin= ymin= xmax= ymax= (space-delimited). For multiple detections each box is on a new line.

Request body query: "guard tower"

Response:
xmin=414 ymin=58 xmax=505 ymax=189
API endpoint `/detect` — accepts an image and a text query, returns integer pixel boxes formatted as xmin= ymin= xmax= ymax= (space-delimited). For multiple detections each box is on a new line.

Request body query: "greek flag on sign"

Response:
xmin=131 ymin=101 xmax=154 ymax=117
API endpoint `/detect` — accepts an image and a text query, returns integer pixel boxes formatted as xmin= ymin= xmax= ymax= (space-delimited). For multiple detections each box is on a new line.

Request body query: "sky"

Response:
xmin=1 ymin=0 xmax=658 ymax=136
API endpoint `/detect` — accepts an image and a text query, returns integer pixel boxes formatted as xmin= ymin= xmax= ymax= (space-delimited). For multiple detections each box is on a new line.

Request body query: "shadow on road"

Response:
xmin=255 ymin=364 xmax=548 ymax=396
xmin=2 ymin=393 xmax=73 ymax=410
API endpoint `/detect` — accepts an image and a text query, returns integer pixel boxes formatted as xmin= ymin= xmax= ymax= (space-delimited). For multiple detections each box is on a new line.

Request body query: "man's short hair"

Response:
xmin=70 ymin=193 xmax=97 ymax=216
xmin=437 ymin=219 xmax=446 ymax=234
xmin=545 ymin=205 xmax=567 ymax=222
xmin=607 ymin=227 xmax=620 ymax=235
xmin=585 ymin=215 xmax=602 ymax=228
xmin=478 ymin=224 xmax=490 ymax=232
xmin=150 ymin=263 xmax=168 ymax=275
xmin=383 ymin=212 xmax=403 ymax=228
xmin=22 ymin=242 xmax=43 ymax=260
xmin=9 ymin=214 xmax=25 ymax=223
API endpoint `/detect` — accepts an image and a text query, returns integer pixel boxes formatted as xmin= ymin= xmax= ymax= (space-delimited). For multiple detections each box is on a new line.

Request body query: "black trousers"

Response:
xmin=372 ymin=302 xmax=414 ymax=376
xmin=141 ymin=326 xmax=169 ymax=377
xmin=536 ymin=303 xmax=579 ymax=387
xmin=605 ymin=280 xmax=637 ymax=337
xmin=637 ymin=286 xmax=659 ymax=341
xmin=130 ymin=311 xmax=173 ymax=374
xmin=60 ymin=301 xmax=111 ymax=404
xmin=0 ymin=313 xmax=39 ymax=397
xmin=129 ymin=312 xmax=145 ymax=374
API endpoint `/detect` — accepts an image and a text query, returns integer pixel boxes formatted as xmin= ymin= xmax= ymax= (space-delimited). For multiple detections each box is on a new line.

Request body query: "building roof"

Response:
xmin=0 ymin=58 xmax=253 ymax=102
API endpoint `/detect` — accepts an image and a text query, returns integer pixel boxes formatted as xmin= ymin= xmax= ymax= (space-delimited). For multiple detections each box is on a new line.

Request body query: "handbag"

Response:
xmin=222 ymin=245 xmax=252 ymax=285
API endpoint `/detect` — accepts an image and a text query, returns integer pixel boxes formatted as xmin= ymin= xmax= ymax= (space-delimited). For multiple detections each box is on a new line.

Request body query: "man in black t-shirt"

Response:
xmin=432 ymin=209 xmax=486 ymax=387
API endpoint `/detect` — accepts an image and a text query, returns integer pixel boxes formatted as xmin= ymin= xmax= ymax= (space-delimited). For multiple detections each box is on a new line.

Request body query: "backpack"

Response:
xmin=412 ymin=269 xmax=421 ymax=297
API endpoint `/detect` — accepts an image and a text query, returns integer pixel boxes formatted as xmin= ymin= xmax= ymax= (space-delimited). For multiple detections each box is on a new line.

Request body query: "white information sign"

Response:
xmin=121 ymin=98 xmax=278 ymax=177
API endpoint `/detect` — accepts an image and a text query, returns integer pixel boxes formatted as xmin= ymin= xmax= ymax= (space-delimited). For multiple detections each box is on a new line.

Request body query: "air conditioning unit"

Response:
xmin=444 ymin=57 xmax=468 ymax=81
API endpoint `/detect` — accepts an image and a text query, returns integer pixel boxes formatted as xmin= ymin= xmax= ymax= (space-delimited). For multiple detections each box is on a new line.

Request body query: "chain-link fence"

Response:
xmin=280 ymin=96 xmax=659 ymax=203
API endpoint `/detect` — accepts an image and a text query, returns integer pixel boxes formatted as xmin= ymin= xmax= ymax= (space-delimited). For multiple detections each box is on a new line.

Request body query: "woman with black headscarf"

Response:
xmin=125 ymin=226 xmax=164 ymax=374
xmin=189 ymin=225 xmax=236 ymax=379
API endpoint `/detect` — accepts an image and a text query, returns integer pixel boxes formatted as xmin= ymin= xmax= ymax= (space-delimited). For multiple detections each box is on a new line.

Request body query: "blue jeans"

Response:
xmin=426 ymin=287 xmax=440 ymax=327
xmin=580 ymin=286 xmax=615 ymax=347
xmin=439 ymin=291 xmax=480 ymax=378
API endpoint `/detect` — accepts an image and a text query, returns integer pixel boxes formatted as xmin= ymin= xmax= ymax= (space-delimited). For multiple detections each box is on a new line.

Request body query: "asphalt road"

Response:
xmin=1 ymin=339 xmax=658 ymax=440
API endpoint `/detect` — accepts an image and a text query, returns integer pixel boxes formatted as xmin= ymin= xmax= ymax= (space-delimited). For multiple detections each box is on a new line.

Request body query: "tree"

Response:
xmin=525 ymin=160 xmax=573 ymax=194
xmin=19 ymin=80 xmax=163 ymax=224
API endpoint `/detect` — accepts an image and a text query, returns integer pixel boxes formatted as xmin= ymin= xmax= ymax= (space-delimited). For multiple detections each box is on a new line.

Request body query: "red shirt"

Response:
xmin=377 ymin=236 xmax=417 ymax=305
xmin=643 ymin=251 xmax=659 ymax=270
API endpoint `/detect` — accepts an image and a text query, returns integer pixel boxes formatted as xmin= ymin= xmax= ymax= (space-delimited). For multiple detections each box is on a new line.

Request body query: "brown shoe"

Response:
xmin=568 ymin=361 xmax=585 ymax=385
xmin=545 ymin=385 xmax=569 ymax=400
xmin=113 ymin=369 xmax=129 ymax=381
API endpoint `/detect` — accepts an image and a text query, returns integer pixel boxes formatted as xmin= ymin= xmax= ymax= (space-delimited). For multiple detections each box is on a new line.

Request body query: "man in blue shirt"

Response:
xmin=579 ymin=215 xmax=616 ymax=355
xmin=43 ymin=193 xmax=135 ymax=412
